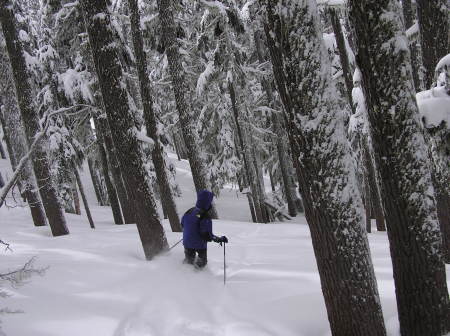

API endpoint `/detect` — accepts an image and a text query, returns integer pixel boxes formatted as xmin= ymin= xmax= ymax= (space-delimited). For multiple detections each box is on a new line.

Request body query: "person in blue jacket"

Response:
xmin=181 ymin=190 xmax=228 ymax=268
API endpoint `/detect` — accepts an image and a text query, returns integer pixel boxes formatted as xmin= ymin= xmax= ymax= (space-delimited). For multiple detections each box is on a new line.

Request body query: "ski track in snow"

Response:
xmin=1 ymin=155 xmax=449 ymax=336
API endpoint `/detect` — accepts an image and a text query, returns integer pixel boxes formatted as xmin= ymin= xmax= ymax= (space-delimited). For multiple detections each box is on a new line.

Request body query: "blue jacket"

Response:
xmin=182 ymin=190 xmax=214 ymax=250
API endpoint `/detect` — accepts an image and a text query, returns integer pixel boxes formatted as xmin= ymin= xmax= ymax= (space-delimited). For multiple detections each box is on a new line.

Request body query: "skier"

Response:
xmin=181 ymin=190 xmax=228 ymax=268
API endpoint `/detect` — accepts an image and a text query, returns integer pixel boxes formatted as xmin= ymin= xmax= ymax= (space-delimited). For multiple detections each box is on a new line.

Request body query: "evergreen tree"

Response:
xmin=0 ymin=40 xmax=47 ymax=226
xmin=128 ymin=0 xmax=181 ymax=232
xmin=348 ymin=0 xmax=450 ymax=334
xmin=80 ymin=0 xmax=168 ymax=259
xmin=416 ymin=0 xmax=449 ymax=89
xmin=157 ymin=0 xmax=218 ymax=219
xmin=0 ymin=0 xmax=68 ymax=236
xmin=261 ymin=1 xmax=386 ymax=334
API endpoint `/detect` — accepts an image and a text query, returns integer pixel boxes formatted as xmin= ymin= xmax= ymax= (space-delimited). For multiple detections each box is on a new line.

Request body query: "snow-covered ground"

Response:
xmin=1 ymin=154 xmax=449 ymax=336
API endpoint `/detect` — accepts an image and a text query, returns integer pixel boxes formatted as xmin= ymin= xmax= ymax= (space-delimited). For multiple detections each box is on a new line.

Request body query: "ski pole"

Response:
xmin=223 ymin=242 xmax=226 ymax=285
xmin=169 ymin=238 xmax=183 ymax=251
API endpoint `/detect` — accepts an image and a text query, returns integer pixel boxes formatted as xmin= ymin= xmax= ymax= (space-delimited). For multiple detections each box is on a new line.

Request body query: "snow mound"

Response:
xmin=416 ymin=86 xmax=450 ymax=129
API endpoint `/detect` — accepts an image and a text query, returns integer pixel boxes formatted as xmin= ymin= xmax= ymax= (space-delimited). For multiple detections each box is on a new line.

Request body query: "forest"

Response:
xmin=0 ymin=0 xmax=449 ymax=335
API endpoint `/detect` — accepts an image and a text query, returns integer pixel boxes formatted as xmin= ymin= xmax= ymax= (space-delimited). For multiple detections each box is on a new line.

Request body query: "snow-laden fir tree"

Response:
xmin=347 ymin=0 xmax=450 ymax=334
xmin=157 ymin=0 xmax=219 ymax=219
xmin=0 ymin=37 xmax=47 ymax=226
xmin=0 ymin=0 xmax=68 ymax=236
xmin=80 ymin=0 xmax=168 ymax=259
xmin=127 ymin=0 xmax=181 ymax=232
xmin=261 ymin=1 xmax=386 ymax=335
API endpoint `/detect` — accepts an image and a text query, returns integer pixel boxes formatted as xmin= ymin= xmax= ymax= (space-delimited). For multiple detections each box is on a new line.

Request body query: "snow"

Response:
xmin=416 ymin=86 xmax=450 ymax=129
xmin=405 ymin=22 xmax=419 ymax=39
xmin=1 ymin=156 xmax=449 ymax=336
xmin=435 ymin=53 xmax=450 ymax=72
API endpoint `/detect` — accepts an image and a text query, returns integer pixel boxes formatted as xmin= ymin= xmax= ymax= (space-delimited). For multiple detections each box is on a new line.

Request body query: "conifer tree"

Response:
xmin=261 ymin=1 xmax=386 ymax=334
xmin=0 ymin=0 xmax=68 ymax=236
xmin=80 ymin=0 xmax=168 ymax=259
xmin=348 ymin=0 xmax=450 ymax=334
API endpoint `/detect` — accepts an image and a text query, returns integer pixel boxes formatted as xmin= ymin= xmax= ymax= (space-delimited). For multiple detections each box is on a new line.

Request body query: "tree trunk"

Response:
xmin=87 ymin=156 xmax=106 ymax=206
xmin=128 ymin=0 xmax=181 ymax=232
xmin=73 ymin=163 xmax=95 ymax=229
xmin=0 ymin=0 xmax=68 ymax=236
xmin=0 ymin=48 xmax=47 ymax=227
xmin=97 ymin=140 xmax=123 ymax=224
xmin=93 ymin=115 xmax=135 ymax=224
xmin=72 ymin=179 xmax=81 ymax=215
xmin=157 ymin=0 xmax=218 ymax=219
xmin=228 ymin=80 xmax=265 ymax=223
xmin=78 ymin=22 xmax=134 ymax=224
xmin=416 ymin=0 xmax=449 ymax=88
xmin=428 ymin=134 xmax=450 ymax=264
xmin=329 ymin=8 xmax=354 ymax=110
xmin=348 ymin=1 xmax=450 ymax=335
xmin=362 ymin=137 xmax=386 ymax=232
xmin=0 ymin=136 xmax=5 ymax=159
xmin=401 ymin=0 xmax=422 ymax=91
xmin=253 ymin=31 xmax=298 ymax=217
xmin=262 ymin=1 xmax=386 ymax=335
xmin=80 ymin=0 xmax=168 ymax=259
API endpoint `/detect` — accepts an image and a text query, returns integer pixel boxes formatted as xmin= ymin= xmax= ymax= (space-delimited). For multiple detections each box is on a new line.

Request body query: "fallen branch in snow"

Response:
xmin=0 ymin=257 xmax=46 ymax=288
xmin=0 ymin=130 xmax=46 ymax=208
xmin=0 ymin=240 xmax=12 ymax=252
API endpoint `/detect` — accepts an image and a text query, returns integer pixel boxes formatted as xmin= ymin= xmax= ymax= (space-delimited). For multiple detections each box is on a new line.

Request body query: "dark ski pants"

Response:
xmin=184 ymin=248 xmax=207 ymax=268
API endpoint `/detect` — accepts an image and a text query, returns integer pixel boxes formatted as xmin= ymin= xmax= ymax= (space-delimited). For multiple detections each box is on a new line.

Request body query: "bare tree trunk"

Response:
xmin=348 ymin=1 xmax=450 ymax=334
xmin=87 ymin=156 xmax=106 ymax=206
xmin=0 ymin=50 xmax=47 ymax=227
xmin=362 ymin=138 xmax=386 ymax=232
xmin=262 ymin=1 xmax=386 ymax=335
xmin=80 ymin=0 xmax=168 ymax=259
xmin=72 ymin=179 xmax=81 ymax=215
xmin=228 ymin=80 xmax=265 ymax=223
xmin=329 ymin=8 xmax=354 ymax=110
xmin=402 ymin=0 xmax=422 ymax=91
xmin=97 ymin=140 xmax=123 ymax=224
xmin=157 ymin=0 xmax=218 ymax=219
xmin=0 ymin=0 xmax=68 ymax=236
xmin=128 ymin=0 xmax=181 ymax=232
xmin=93 ymin=115 xmax=135 ymax=223
xmin=253 ymin=31 xmax=298 ymax=217
xmin=416 ymin=0 xmax=449 ymax=88
xmin=0 ymin=136 xmax=5 ymax=159
xmin=73 ymin=163 xmax=95 ymax=229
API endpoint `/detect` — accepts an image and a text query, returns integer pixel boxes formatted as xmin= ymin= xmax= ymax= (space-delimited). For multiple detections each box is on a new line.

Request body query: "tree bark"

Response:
xmin=329 ymin=8 xmax=354 ymax=111
xmin=416 ymin=0 xmax=449 ymax=88
xmin=87 ymin=156 xmax=106 ymax=206
xmin=72 ymin=179 xmax=81 ymax=215
xmin=348 ymin=1 xmax=450 ymax=334
xmin=228 ymin=80 xmax=265 ymax=223
xmin=0 ymin=136 xmax=5 ymax=159
xmin=92 ymin=114 xmax=135 ymax=223
xmin=157 ymin=0 xmax=218 ymax=219
xmin=262 ymin=1 xmax=386 ymax=335
xmin=73 ymin=162 xmax=95 ymax=229
xmin=128 ymin=0 xmax=181 ymax=232
xmin=362 ymin=138 xmax=386 ymax=232
xmin=0 ymin=46 xmax=48 ymax=227
xmin=80 ymin=0 xmax=168 ymax=259
xmin=254 ymin=31 xmax=298 ymax=218
xmin=401 ymin=0 xmax=422 ymax=91
xmin=97 ymin=140 xmax=123 ymax=224
xmin=0 ymin=0 xmax=68 ymax=236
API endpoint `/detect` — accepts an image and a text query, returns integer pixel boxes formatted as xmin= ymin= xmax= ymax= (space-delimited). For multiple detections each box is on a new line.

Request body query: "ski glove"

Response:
xmin=213 ymin=235 xmax=228 ymax=244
